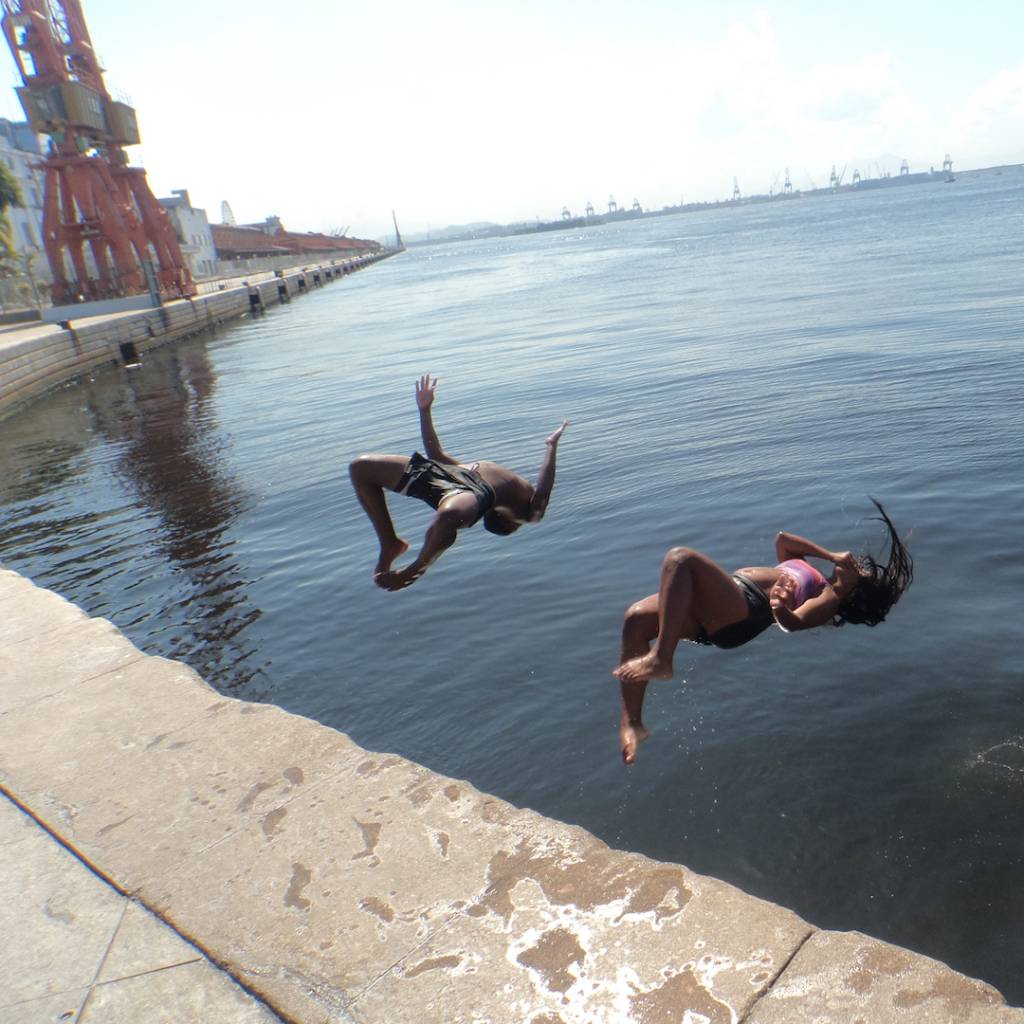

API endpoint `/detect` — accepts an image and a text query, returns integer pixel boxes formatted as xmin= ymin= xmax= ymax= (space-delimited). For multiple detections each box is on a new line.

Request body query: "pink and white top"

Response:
xmin=775 ymin=558 xmax=828 ymax=609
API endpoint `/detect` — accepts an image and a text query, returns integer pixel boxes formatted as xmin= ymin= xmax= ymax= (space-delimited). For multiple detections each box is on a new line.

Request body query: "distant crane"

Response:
xmin=0 ymin=0 xmax=194 ymax=305
xmin=900 ymin=159 xmax=909 ymax=176
xmin=732 ymin=177 xmax=740 ymax=200
xmin=631 ymin=197 xmax=641 ymax=213
xmin=783 ymin=169 xmax=793 ymax=195
xmin=608 ymin=195 xmax=618 ymax=214
xmin=829 ymin=164 xmax=847 ymax=190
xmin=584 ymin=200 xmax=595 ymax=217
xmin=942 ymin=153 xmax=953 ymax=173
xmin=852 ymin=169 xmax=861 ymax=186
xmin=561 ymin=206 xmax=572 ymax=220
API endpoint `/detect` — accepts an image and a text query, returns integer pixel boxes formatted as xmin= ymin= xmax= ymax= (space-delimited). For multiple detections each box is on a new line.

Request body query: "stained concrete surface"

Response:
xmin=0 ymin=794 xmax=282 ymax=1024
xmin=1 ymin=566 xmax=1021 ymax=1023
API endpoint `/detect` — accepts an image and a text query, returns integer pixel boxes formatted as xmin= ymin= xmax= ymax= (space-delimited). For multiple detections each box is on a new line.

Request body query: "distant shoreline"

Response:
xmin=407 ymin=162 xmax=1024 ymax=247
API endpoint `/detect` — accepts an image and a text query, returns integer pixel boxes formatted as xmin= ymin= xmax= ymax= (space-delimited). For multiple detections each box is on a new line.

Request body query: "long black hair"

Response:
xmin=834 ymin=498 xmax=913 ymax=627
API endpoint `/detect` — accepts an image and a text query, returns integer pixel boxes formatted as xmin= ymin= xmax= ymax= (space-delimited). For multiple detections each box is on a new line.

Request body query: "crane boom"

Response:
xmin=0 ymin=0 xmax=194 ymax=305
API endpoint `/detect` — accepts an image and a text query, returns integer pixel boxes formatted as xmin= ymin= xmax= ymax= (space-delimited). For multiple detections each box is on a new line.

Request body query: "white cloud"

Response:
xmin=654 ymin=28 xmax=936 ymax=196
xmin=949 ymin=65 xmax=1024 ymax=165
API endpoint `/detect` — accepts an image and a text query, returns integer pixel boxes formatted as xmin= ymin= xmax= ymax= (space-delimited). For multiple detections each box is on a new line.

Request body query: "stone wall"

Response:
xmin=0 ymin=253 xmax=391 ymax=421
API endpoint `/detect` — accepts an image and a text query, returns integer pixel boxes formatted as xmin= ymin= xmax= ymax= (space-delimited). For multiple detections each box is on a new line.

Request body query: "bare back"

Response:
xmin=471 ymin=460 xmax=535 ymax=519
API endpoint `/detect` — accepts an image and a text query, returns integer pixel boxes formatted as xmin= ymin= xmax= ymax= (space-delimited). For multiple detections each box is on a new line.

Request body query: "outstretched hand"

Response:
xmin=546 ymin=420 xmax=570 ymax=446
xmin=415 ymin=374 xmax=437 ymax=410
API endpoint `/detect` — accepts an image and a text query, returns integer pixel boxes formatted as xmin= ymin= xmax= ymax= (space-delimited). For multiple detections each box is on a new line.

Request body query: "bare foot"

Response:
xmin=613 ymin=652 xmax=673 ymax=685
xmin=374 ymin=537 xmax=409 ymax=576
xmin=620 ymin=720 xmax=650 ymax=764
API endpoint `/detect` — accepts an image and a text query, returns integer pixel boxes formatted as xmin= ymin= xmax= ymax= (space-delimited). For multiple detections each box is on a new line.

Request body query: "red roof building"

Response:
xmin=212 ymin=222 xmax=380 ymax=260
xmin=211 ymin=225 xmax=291 ymax=259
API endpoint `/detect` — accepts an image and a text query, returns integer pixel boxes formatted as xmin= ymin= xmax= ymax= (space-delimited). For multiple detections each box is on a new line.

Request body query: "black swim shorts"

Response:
xmin=693 ymin=573 xmax=774 ymax=650
xmin=396 ymin=452 xmax=496 ymax=523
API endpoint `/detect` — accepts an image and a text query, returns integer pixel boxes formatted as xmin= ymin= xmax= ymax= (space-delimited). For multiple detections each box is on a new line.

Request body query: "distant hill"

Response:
xmin=404 ymin=222 xmax=504 ymax=245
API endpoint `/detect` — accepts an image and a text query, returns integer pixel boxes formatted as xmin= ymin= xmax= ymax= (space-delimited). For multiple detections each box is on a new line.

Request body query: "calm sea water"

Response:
xmin=2 ymin=169 xmax=1023 ymax=1000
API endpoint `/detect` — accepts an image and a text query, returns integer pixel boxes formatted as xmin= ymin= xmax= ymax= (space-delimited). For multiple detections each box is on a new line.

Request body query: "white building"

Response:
xmin=158 ymin=189 xmax=218 ymax=279
xmin=0 ymin=118 xmax=47 ymax=284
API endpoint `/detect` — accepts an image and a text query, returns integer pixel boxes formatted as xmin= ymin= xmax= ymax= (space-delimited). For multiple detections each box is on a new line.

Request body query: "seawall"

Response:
xmin=1 ymin=567 xmax=1020 ymax=1023
xmin=0 ymin=253 xmax=392 ymax=421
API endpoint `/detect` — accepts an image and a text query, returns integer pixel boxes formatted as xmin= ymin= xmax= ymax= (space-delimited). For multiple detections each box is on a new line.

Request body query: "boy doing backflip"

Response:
xmin=349 ymin=375 xmax=568 ymax=591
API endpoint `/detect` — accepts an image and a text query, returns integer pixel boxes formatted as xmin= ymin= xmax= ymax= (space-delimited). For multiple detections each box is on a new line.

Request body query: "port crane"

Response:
xmin=0 ymin=0 xmax=194 ymax=305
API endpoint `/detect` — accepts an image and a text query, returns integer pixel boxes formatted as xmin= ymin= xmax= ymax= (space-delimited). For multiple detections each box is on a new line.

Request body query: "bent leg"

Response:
xmin=348 ymin=454 xmax=412 ymax=576
xmin=614 ymin=547 xmax=747 ymax=684
xmin=618 ymin=594 xmax=658 ymax=764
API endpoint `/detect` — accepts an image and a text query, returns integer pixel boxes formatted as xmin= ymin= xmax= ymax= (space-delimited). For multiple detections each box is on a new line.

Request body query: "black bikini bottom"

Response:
xmin=693 ymin=573 xmax=774 ymax=650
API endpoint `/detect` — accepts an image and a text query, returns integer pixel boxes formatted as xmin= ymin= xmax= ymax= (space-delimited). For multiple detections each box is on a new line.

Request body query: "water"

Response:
xmin=2 ymin=168 xmax=1023 ymax=1001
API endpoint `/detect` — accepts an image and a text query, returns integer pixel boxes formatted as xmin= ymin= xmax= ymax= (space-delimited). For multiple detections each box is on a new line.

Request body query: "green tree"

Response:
xmin=0 ymin=160 xmax=23 ymax=273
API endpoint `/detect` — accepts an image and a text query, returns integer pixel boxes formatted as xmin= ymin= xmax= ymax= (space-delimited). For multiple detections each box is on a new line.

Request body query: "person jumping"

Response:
xmin=349 ymin=375 xmax=568 ymax=591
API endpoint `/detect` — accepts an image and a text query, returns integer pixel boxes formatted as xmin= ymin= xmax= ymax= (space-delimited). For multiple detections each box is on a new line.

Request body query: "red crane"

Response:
xmin=0 ymin=0 xmax=194 ymax=305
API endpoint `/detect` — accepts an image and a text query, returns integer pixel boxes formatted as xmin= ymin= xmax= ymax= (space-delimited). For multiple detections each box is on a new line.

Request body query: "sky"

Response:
xmin=1 ymin=0 xmax=1022 ymax=240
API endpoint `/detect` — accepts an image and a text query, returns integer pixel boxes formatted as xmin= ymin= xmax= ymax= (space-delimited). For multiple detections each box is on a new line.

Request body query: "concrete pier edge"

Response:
xmin=0 ymin=252 xmax=394 ymax=421
xmin=1 ymin=567 xmax=1020 ymax=1023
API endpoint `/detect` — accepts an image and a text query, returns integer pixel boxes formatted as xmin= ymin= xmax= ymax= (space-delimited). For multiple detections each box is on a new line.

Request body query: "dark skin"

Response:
xmin=348 ymin=375 xmax=568 ymax=590
xmin=613 ymin=531 xmax=867 ymax=764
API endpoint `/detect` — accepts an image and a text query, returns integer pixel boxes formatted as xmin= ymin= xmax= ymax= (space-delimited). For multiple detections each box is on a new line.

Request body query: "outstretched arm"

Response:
xmin=775 ymin=531 xmax=857 ymax=570
xmin=416 ymin=375 xmax=459 ymax=465
xmin=771 ymin=590 xmax=841 ymax=631
xmin=528 ymin=421 xmax=569 ymax=522
xmin=375 ymin=493 xmax=478 ymax=591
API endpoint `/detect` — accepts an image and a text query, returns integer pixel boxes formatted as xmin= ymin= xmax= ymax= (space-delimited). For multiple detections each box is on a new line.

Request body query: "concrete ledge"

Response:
xmin=0 ymin=567 xmax=1020 ymax=1023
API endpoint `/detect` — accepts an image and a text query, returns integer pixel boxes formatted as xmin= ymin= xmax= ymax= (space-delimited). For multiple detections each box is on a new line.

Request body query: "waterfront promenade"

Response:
xmin=0 ymin=254 xmax=390 ymax=421
xmin=2 ymin=567 xmax=1021 ymax=1023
